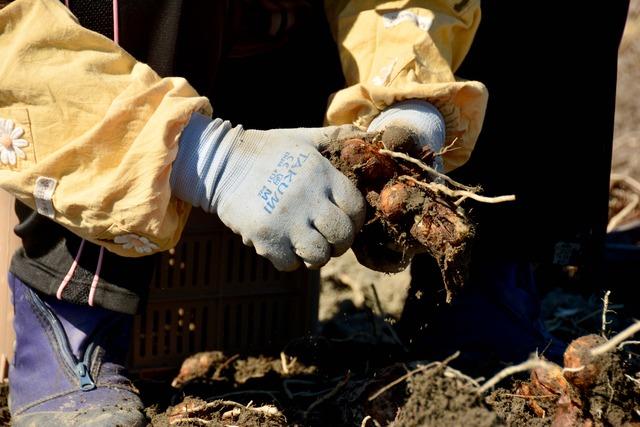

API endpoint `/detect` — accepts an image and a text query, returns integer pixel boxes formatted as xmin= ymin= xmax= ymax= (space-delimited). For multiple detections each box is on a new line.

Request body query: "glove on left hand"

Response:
xmin=171 ymin=114 xmax=366 ymax=271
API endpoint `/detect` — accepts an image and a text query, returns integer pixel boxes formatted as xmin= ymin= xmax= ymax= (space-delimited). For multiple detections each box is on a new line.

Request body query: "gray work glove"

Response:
xmin=368 ymin=99 xmax=446 ymax=171
xmin=171 ymin=113 xmax=366 ymax=271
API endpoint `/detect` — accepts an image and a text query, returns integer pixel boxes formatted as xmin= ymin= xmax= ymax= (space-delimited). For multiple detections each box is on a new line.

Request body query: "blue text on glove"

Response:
xmin=258 ymin=152 xmax=310 ymax=214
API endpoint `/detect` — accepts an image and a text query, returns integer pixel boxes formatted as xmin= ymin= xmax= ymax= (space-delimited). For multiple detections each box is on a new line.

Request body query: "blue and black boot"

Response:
xmin=7 ymin=274 xmax=146 ymax=426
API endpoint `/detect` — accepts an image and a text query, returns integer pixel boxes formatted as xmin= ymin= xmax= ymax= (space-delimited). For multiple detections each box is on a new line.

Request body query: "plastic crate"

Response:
xmin=0 ymin=197 xmax=319 ymax=378
xmin=129 ymin=208 xmax=319 ymax=373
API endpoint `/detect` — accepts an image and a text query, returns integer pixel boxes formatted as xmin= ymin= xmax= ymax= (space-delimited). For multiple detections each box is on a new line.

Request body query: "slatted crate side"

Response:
xmin=130 ymin=276 xmax=319 ymax=372
xmin=217 ymin=296 xmax=291 ymax=352
xmin=130 ymin=298 xmax=220 ymax=371
xmin=149 ymin=221 xmax=314 ymax=299
xmin=130 ymin=289 xmax=320 ymax=368
xmin=129 ymin=210 xmax=320 ymax=373
xmin=130 ymin=278 xmax=319 ymax=371
xmin=148 ymin=233 xmax=225 ymax=298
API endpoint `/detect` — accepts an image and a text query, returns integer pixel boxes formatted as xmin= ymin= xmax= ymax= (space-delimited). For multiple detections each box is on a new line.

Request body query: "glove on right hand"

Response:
xmin=368 ymin=99 xmax=446 ymax=171
xmin=171 ymin=114 xmax=366 ymax=271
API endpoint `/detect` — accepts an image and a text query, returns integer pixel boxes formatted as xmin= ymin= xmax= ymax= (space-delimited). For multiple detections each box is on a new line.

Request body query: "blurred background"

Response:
xmin=613 ymin=0 xmax=640 ymax=181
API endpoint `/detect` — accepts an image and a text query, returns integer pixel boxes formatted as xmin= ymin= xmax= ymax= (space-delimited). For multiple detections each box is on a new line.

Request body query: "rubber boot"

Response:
xmin=398 ymin=257 xmax=566 ymax=374
xmin=7 ymin=273 xmax=146 ymax=427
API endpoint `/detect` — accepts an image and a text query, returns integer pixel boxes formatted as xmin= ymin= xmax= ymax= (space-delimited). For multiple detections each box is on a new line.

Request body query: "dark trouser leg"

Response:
xmin=398 ymin=254 xmax=566 ymax=372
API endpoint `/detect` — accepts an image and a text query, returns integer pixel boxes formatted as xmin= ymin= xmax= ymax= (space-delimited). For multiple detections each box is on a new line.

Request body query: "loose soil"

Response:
xmin=139 ymin=319 xmax=639 ymax=426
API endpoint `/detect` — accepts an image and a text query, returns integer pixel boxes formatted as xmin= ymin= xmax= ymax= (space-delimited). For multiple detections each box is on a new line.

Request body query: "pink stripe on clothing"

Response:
xmin=112 ymin=0 xmax=120 ymax=45
xmin=87 ymin=246 xmax=105 ymax=307
xmin=55 ymin=1 xmax=113 ymax=307
xmin=56 ymin=239 xmax=86 ymax=299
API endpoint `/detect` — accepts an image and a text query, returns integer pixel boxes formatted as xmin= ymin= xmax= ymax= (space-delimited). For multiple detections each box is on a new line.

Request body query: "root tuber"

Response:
xmin=378 ymin=182 xmax=424 ymax=221
xmin=563 ymin=334 xmax=607 ymax=390
xmin=320 ymin=126 xmax=478 ymax=301
xmin=531 ymin=362 xmax=571 ymax=397
xmin=339 ymin=138 xmax=397 ymax=185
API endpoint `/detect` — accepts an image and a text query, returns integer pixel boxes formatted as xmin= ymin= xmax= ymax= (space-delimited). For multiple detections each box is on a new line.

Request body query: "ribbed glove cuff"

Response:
xmin=368 ymin=99 xmax=445 ymax=153
xmin=170 ymin=113 xmax=263 ymax=212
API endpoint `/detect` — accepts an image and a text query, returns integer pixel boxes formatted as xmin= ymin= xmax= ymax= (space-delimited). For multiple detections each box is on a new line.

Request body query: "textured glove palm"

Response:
xmin=171 ymin=114 xmax=366 ymax=271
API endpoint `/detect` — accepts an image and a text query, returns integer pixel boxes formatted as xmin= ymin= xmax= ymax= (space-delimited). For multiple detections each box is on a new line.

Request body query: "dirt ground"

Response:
xmin=1 ymin=3 xmax=639 ymax=427
xmin=139 ymin=308 xmax=639 ymax=426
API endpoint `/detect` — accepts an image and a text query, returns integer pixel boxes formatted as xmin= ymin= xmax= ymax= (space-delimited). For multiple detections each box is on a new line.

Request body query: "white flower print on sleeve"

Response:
xmin=0 ymin=118 xmax=29 ymax=166
xmin=114 ymin=234 xmax=159 ymax=254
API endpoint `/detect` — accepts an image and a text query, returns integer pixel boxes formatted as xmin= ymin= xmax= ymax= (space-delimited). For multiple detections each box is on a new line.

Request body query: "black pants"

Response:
xmin=400 ymin=2 xmax=631 ymax=345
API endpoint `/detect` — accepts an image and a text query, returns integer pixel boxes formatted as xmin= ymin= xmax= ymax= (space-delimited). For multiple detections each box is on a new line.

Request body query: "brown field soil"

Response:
xmin=141 ymin=315 xmax=639 ymax=426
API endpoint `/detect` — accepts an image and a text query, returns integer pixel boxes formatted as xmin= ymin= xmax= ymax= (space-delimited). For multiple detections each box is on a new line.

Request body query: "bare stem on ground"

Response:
xmin=618 ymin=340 xmax=640 ymax=349
xmin=169 ymin=400 xmax=283 ymax=425
xmin=477 ymin=359 xmax=559 ymax=394
xmin=607 ymin=193 xmax=639 ymax=232
xmin=361 ymin=415 xmax=382 ymax=427
xmin=369 ymin=351 xmax=460 ymax=401
xmin=369 ymin=284 xmax=407 ymax=352
xmin=611 ymin=173 xmax=640 ymax=193
xmin=304 ymin=371 xmax=351 ymax=418
xmin=591 ymin=321 xmax=640 ymax=357
xmin=601 ymin=290 xmax=612 ymax=337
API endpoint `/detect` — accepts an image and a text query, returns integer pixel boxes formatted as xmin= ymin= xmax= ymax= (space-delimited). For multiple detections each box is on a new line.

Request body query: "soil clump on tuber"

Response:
xmin=320 ymin=127 xmax=476 ymax=301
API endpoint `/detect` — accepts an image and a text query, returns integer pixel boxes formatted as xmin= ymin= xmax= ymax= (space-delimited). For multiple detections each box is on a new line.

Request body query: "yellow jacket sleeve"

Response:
xmin=324 ymin=0 xmax=487 ymax=172
xmin=0 ymin=0 xmax=212 ymax=256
